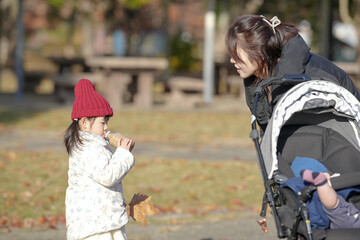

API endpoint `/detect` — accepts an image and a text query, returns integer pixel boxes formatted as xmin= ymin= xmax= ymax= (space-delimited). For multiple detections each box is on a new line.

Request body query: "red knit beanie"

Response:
xmin=71 ymin=79 xmax=113 ymax=120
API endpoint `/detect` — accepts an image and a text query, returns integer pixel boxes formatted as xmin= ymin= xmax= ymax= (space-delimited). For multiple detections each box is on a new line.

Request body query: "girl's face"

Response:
xmin=230 ymin=47 xmax=258 ymax=78
xmin=80 ymin=116 xmax=108 ymax=138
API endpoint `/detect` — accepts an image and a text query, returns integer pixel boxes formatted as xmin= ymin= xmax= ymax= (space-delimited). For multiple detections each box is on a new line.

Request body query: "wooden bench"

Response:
xmin=333 ymin=62 xmax=360 ymax=89
xmin=86 ymin=57 xmax=168 ymax=109
xmin=334 ymin=62 xmax=360 ymax=75
xmin=167 ymin=76 xmax=204 ymax=107
xmin=24 ymin=71 xmax=49 ymax=93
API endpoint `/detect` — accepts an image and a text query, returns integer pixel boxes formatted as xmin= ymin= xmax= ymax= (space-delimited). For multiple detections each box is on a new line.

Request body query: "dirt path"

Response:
xmin=0 ymin=129 xmax=256 ymax=162
xmin=0 ymin=212 xmax=278 ymax=240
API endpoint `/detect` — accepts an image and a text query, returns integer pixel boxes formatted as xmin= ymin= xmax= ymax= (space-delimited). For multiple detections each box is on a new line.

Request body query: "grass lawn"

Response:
xmin=0 ymin=150 xmax=264 ymax=227
xmin=0 ymin=108 xmax=264 ymax=228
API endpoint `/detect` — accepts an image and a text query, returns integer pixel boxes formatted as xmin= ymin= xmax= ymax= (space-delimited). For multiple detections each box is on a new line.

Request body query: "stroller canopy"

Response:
xmin=260 ymin=80 xmax=360 ymax=179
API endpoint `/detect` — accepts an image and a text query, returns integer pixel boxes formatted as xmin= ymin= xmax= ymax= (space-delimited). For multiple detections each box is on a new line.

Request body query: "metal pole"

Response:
xmin=320 ymin=0 xmax=332 ymax=59
xmin=15 ymin=0 xmax=24 ymax=101
xmin=203 ymin=0 xmax=215 ymax=104
xmin=162 ymin=0 xmax=170 ymax=83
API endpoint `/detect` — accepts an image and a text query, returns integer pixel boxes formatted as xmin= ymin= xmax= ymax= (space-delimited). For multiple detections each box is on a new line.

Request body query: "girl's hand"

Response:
xmin=117 ymin=137 xmax=135 ymax=152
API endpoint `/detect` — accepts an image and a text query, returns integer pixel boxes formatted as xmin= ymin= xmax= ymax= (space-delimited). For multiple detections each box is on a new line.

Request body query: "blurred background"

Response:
xmin=1 ymin=0 xmax=360 ymax=109
xmin=1 ymin=1 xmax=360 ymax=238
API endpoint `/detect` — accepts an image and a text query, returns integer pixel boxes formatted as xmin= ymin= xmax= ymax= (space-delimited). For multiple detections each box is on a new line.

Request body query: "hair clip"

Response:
xmin=261 ymin=16 xmax=281 ymax=34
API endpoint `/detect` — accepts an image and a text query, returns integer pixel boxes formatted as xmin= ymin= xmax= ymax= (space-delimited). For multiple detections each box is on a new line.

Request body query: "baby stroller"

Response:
xmin=250 ymin=74 xmax=360 ymax=240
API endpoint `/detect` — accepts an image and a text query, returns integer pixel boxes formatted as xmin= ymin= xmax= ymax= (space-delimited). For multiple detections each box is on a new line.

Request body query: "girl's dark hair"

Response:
xmin=64 ymin=116 xmax=110 ymax=156
xmin=64 ymin=120 xmax=82 ymax=156
xmin=225 ymin=15 xmax=299 ymax=83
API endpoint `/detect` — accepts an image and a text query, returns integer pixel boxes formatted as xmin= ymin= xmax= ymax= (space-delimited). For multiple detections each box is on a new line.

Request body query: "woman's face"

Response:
xmin=230 ymin=47 xmax=258 ymax=78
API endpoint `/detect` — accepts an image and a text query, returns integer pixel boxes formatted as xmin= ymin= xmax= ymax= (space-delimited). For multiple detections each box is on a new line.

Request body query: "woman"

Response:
xmin=225 ymin=15 xmax=360 ymax=132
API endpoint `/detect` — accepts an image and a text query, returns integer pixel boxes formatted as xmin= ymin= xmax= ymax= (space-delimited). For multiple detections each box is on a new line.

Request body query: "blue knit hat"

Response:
xmin=291 ymin=157 xmax=328 ymax=177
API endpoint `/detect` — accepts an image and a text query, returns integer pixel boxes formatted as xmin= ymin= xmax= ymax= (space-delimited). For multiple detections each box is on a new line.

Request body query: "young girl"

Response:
xmin=225 ymin=15 xmax=360 ymax=133
xmin=64 ymin=79 xmax=135 ymax=240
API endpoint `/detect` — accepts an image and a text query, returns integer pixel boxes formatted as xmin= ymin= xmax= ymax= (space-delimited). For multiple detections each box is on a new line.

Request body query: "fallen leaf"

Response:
xmin=170 ymin=219 xmax=178 ymax=224
xmin=128 ymin=193 xmax=158 ymax=224
xmin=155 ymin=205 xmax=176 ymax=213
xmin=239 ymin=184 xmax=247 ymax=190
xmin=203 ymin=204 xmax=218 ymax=211
xmin=171 ymin=199 xmax=179 ymax=204
xmin=226 ymin=186 xmax=237 ymax=193
xmin=199 ymin=175 xmax=212 ymax=180
xmin=0 ymin=217 xmax=7 ymax=226
xmin=149 ymin=187 xmax=162 ymax=194
xmin=187 ymin=207 xmax=199 ymax=215
xmin=22 ymin=181 xmax=31 ymax=187
xmin=5 ymin=151 xmax=17 ymax=161
xmin=23 ymin=218 xmax=34 ymax=229
xmin=10 ymin=216 xmax=23 ymax=227
xmin=48 ymin=217 xmax=57 ymax=229
xmin=188 ymin=190 xmax=198 ymax=199
xmin=38 ymin=216 xmax=47 ymax=224
xmin=229 ymin=199 xmax=244 ymax=207
xmin=181 ymin=173 xmax=196 ymax=183
xmin=57 ymin=213 xmax=66 ymax=223
xmin=5 ymin=201 xmax=13 ymax=208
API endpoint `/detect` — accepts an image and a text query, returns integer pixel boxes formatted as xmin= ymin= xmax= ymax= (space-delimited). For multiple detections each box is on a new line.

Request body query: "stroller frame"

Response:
xmin=249 ymin=74 xmax=360 ymax=240
xmin=250 ymin=87 xmax=313 ymax=240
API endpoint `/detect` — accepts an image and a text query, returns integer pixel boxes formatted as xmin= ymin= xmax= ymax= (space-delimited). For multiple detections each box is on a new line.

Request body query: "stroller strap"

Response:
xmin=255 ymin=74 xmax=312 ymax=94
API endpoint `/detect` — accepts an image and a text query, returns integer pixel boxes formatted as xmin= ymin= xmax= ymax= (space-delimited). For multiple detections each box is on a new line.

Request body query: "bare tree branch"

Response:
xmin=339 ymin=0 xmax=355 ymax=24
xmin=244 ymin=0 xmax=264 ymax=14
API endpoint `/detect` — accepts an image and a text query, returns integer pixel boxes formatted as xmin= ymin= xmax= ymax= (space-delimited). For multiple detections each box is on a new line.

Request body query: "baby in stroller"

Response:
xmin=301 ymin=169 xmax=360 ymax=229
xmin=286 ymin=156 xmax=360 ymax=230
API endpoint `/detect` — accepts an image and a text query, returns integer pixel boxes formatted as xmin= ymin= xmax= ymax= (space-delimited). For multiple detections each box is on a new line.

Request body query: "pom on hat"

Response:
xmin=71 ymin=79 xmax=113 ymax=120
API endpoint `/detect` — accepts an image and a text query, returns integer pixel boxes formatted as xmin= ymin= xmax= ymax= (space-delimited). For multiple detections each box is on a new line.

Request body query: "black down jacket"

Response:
xmin=244 ymin=34 xmax=360 ymax=133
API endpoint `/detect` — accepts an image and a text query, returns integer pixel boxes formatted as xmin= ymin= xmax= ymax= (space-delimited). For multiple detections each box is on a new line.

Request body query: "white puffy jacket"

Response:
xmin=65 ymin=131 xmax=134 ymax=240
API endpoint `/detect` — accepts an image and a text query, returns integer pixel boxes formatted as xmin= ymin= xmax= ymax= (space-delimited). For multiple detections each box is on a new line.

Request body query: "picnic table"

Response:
xmin=47 ymin=56 xmax=98 ymax=102
xmin=47 ymin=56 xmax=89 ymax=73
xmin=85 ymin=56 xmax=168 ymax=109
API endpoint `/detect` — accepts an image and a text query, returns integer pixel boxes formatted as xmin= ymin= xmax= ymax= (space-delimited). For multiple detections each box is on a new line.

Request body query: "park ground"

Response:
xmin=0 ymin=92 xmax=279 ymax=240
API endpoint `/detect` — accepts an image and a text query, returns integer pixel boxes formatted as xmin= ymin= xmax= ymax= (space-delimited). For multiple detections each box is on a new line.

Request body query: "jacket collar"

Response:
xmin=79 ymin=131 xmax=107 ymax=146
xmin=273 ymin=34 xmax=310 ymax=77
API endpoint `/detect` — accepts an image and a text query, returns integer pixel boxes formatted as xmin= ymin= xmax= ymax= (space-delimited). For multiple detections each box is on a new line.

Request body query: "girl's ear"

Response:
xmin=79 ymin=117 xmax=88 ymax=131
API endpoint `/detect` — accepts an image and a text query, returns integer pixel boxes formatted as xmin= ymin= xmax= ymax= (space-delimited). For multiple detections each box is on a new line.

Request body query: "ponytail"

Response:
xmin=64 ymin=121 xmax=83 ymax=156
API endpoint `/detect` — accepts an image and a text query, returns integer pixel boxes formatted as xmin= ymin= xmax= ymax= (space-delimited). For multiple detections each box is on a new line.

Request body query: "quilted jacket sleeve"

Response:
xmin=82 ymin=144 xmax=135 ymax=187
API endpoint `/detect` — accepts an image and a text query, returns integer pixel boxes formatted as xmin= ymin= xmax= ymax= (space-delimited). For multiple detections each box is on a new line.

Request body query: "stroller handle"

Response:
xmin=250 ymin=92 xmax=287 ymax=238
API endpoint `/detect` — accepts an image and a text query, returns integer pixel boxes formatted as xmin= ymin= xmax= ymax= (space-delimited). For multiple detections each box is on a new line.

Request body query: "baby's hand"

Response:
xmin=324 ymin=172 xmax=331 ymax=181
xmin=117 ymin=137 xmax=135 ymax=152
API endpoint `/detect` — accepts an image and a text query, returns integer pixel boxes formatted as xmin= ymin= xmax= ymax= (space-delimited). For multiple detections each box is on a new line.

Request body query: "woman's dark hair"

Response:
xmin=64 ymin=116 xmax=110 ymax=156
xmin=225 ymin=15 xmax=299 ymax=83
